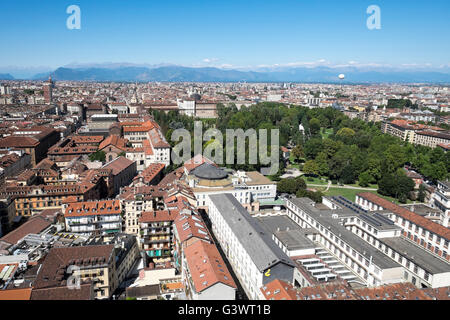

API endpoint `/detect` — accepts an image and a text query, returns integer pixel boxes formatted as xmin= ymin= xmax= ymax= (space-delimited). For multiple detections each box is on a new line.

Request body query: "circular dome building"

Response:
xmin=191 ymin=163 xmax=228 ymax=180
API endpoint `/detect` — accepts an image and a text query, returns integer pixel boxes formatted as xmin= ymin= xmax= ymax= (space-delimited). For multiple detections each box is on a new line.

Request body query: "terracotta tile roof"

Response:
xmin=261 ymin=280 xmax=439 ymax=300
xmin=139 ymin=210 xmax=179 ymax=223
xmin=165 ymin=282 xmax=184 ymax=291
xmin=357 ymin=192 xmax=450 ymax=240
xmin=102 ymin=156 xmax=135 ymax=175
xmin=30 ymin=283 xmax=94 ymax=300
xmin=123 ymin=126 xmax=153 ymax=133
xmin=148 ymin=128 xmax=170 ymax=148
xmin=70 ymin=135 xmax=104 ymax=145
xmin=118 ymin=185 xmax=167 ymax=201
xmin=142 ymin=139 xmax=154 ymax=156
xmin=174 ymin=212 xmax=211 ymax=243
xmin=0 ymin=136 xmax=39 ymax=148
xmin=34 ymin=158 xmax=57 ymax=170
xmin=416 ymin=130 xmax=450 ymax=140
xmin=48 ymin=144 xmax=98 ymax=155
xmin=0 ymin=288 xmax=32 ymax=300
xmin=261 ymin=279 xmax=302 ymax=300
xmin=422 ymin=287 xmax=450 ymax=300
xmin=0 ymin=153 xmax=21 ymax=169
xmin=184 ymin=155 xmax=216 ymax=173
xmin=0 ymin=216 xmax=51 ymax=246
xmin=354 ymin=283 xmax=431 ymax=300
xmin=184 ymin=240 xmax=237 ymax=293
xmin=0 ymin=184 xmax=93 ymax=198
xmin=65 ymin=200 xmax=121 ymax=218
xmin=137 ymin=163 xmax=165 ymax=184
xmin=33 ymin=245 xmax=114 ymax=289
xmin=99 ymin=135 xmax=128 ymax=151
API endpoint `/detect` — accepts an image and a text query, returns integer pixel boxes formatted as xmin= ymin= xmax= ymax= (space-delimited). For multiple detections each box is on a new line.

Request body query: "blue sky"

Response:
xmin=0 ymin=0 xmax=449 ymax=72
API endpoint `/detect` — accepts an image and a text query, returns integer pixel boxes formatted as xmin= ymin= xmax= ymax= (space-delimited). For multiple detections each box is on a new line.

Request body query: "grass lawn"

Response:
xmin=321 ymin=128 xmax=333 ymax=139
xmin=305 ymin=176 xmax=329 ymax=185
xmin=319 ymin=187 xmax=363 ymax=202
xmin=347 ymin=183 xmax=378 ymax=189
xmin=287 ymin=163 xmax=301 ymax=170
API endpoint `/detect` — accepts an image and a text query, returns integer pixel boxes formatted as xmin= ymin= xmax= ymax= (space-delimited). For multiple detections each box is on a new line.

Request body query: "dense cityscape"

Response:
xmin=0 ymin=78 xmax=448 ymax=302
xmin=0 ymin=1 xmax=449 ymax=313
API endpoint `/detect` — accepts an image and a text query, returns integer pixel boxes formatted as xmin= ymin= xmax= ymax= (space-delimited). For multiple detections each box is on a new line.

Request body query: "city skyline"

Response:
xmin=1 ymin=0 xmax=449 ymax=74
xmin=0 ymin=0 xmax=449 ymax=306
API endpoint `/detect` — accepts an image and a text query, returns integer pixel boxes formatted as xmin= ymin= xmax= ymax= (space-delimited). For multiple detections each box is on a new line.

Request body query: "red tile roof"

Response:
xmin=99 ymin=135 xmax=128 ymax=151
xmin=184 ymin=240 xmax=236 ymax=293
xmin=102 ymin=156 xmax=134 ymax=175
xmin=184 ymin=155 xmax=216 ymax=173
xmin=261 ymin=280 xmax=439 ymax=300
xmin=0 ymin=216 xmax=51 ymax=245
xmin=33 ymin=245 xmax=114 ymax=289
xmin=0 ymin=288 xmax=32 ymax=300
xmin=70 ymin=135 xmax=104 ymax=145
xmin=31 ymin=283 xmax=94 ymax=300
xmin=174 ymin=213 xmax=211 ymax=244
xmin=64 ymin=200 xmax=121 ymax=218
xmin=261 ymin=279 xmax=303 ymax=300
xmin=138 ymin=163 xmax=165 ymax=184
xmin=142 ymin=139 xmax=154 ymax=156
xmin=139 ymin=210 xmax=179 ymax=223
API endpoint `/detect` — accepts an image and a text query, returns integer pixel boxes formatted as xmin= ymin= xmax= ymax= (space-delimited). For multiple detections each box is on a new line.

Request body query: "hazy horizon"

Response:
xmin=1 ymin=0 xmax=449 ymax=76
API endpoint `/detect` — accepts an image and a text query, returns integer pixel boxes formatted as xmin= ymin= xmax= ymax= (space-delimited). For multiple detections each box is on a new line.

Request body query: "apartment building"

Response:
xmin=356 ymin=193 xmax=450 ymax=262
xmin=414 ymin=130 xmax=450 ymax=149
xmin=87 ymin=114 xmax=119 ymax=135
xmin=119 ymin=186 xmax=161 ymax=236
xmin=0 ymin=182 xmax=101 ymax=217
xmin=195 ymin=102 xmax=218 ymax=119
xmin=171 ymin=197 xmax=237 ymax=300
xmin=381 ymin=120 xmax=416 ymax=143
xmin=0 ymin=151 xmax=31 ymax=182
xmin=32 ymin=240 xmax=138 ymax=300
xmin=353 ymin=193 xmax=450 ymax=288
xmin=132 ymin=163 xmax=165 ymax=186
xmin=102 ymin=156 xmax=137 ymax=196
xmin=33 ymin=245 xmax=116 ymax=299
xmin=122 ymin=120 xmax=170 ymax=167
xmin=432 ymin=181 xmax=450 ymax=227
xmin=286 ymin=197 xmax=405 ymax=288
xmin=0 ymin=127 xmax=60 ymax=166
xmin=64 ymin=200 xmax=122 ymax=237
xmin=138 ymin=210 xmax=179 ymax=261
xmin=85 ymin=103 xmax=108 ymax=119
xmin=381 ymin=120 xmax=450 ymax=149
xmin=208 ymin=193 xmax=296 ymax=300
xmin=183 ymin=240 xmax=237 ymax=300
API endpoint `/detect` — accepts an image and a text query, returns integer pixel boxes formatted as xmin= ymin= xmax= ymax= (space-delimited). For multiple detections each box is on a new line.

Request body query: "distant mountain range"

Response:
xmin=13 ymin=65 xmax=450 ymax=83
xmin=0 ymin=73 xmax=14 ymax=80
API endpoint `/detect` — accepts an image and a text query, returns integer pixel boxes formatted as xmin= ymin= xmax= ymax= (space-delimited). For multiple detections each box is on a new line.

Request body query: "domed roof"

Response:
xmin=191 ymin=162 xmax=228 ymax=180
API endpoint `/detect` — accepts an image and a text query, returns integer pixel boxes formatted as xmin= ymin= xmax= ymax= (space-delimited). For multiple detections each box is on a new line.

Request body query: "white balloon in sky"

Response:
xmin=338 ymin=74 xmax=345 ymax=80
